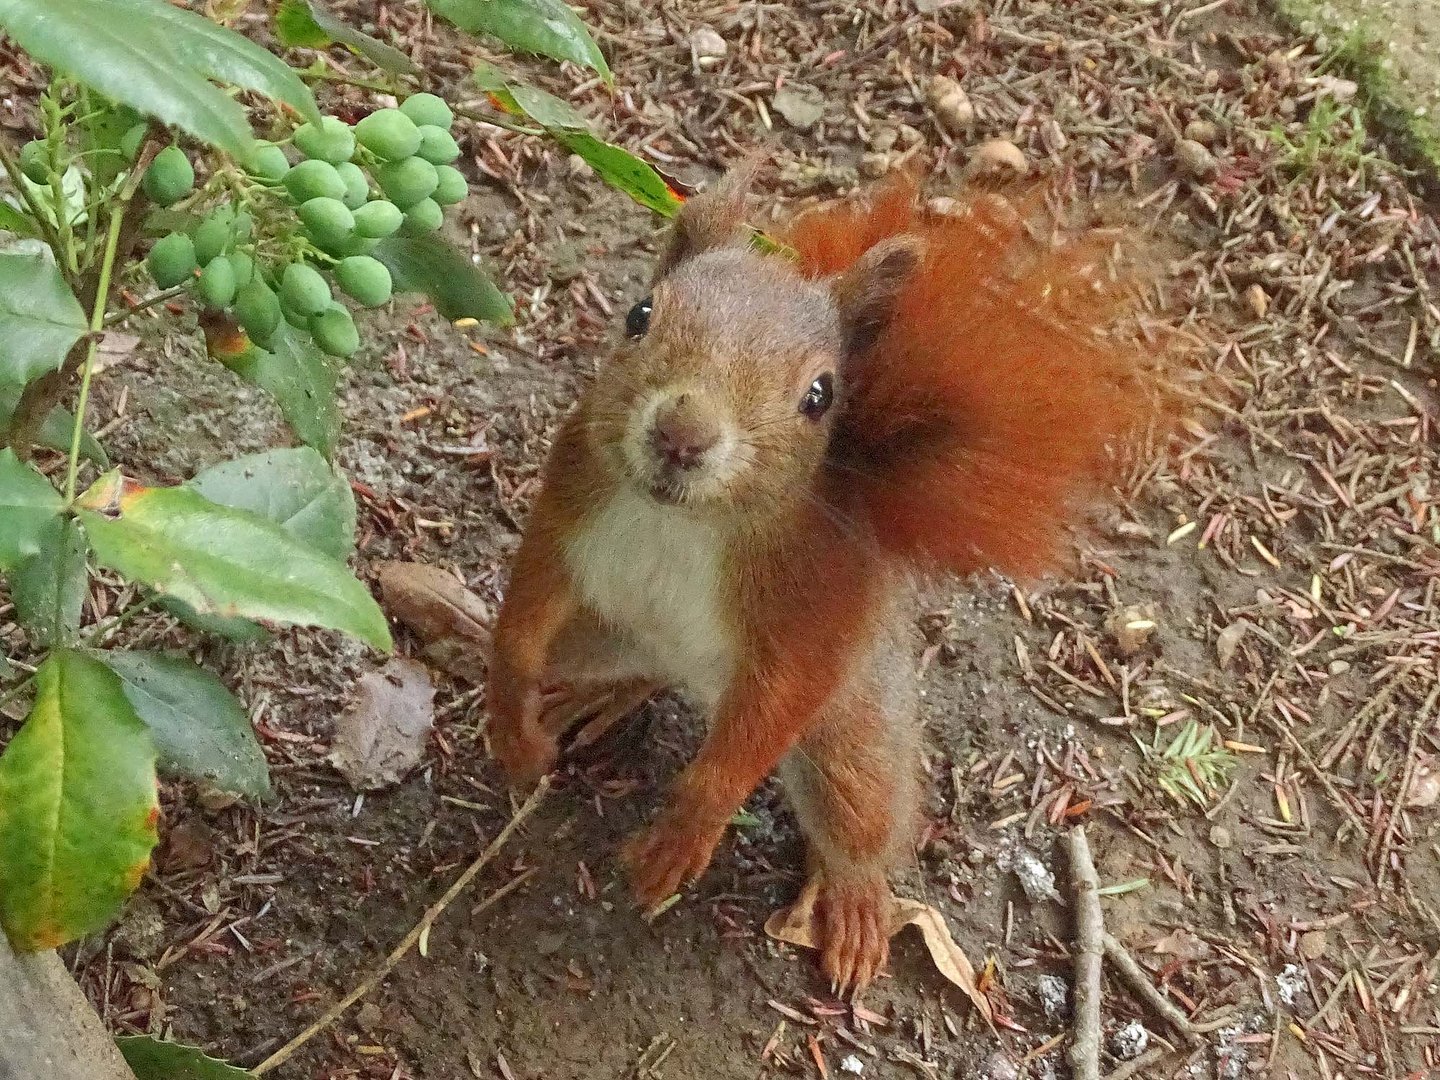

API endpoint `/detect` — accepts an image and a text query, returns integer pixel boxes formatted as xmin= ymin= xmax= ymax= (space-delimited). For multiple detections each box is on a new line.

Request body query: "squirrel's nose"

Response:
xmin=649 ymin=399 xmax=721 ymax=471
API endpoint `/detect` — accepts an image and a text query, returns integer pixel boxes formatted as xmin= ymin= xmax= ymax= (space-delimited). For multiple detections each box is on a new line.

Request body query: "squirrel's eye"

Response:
xmin=799 ymin=372 xmax=835 ymax=419
xmin=626 ymin=296 xmax=653 ymax=338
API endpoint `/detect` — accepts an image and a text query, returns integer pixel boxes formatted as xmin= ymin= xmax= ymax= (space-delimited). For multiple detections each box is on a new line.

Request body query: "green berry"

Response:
xmin=192 ymin=208 xmax=236 ymax=266
xmin=119 ymin=123 xmax=148 ymax=162
xmin=377 ymin=157 xmax=438 ymax=210
xmin=19 ymin=141 xmax=49 ymax=184
xmin=146 ymin=232 xmax=198 ymax=288
xmin=297 ymin=197 xmax=355 ymax=250
xmin=432 ymin=165 xmax=468 ymax=206
xmin=400 ymin=92 xmax=453 ymax=130
xmin=280 ymin=292 xmax=312 ymax=329
xmin=416 ymin=125 xmax=461 ymax=165
xmin=283 ymin=159 xmax=346 ymax=204
xmin=281 ymin=262 xmax=332 ymax=317
xmin=227 ymin=251 xmax=256 ymax=288
xmin=293 ymin=116 xmax=355 ymax=164
xmin=143 ymin=146 xmax=194 ymax=207
xmin=336 ymin=256 xmax=393 ymax=308
xmin=198 ymin=256 xmax=237 ymax=309
xmin=355 ymin=108 xmax=421 ymax=162
xmin=336 ymin=161 xmax=370 ymax=209
xmin=400 ymin=197 xmax=444 ymax=236
xmin=310 ymin=305 xmax=360 ymax=358
xmin=352 ymin=199 xmax=404 ymax=238
xmin=244 ymin=143 xmax=291 ymax=182
xmin=235 ymin=279 xmax=281 ymax=345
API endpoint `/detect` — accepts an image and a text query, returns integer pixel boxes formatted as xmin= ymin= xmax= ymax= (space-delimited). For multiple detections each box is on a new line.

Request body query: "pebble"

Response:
xmin=772 ymin=84 xmax=825 ymax=130
xmin=926 ymin=75 xmax=975 ymax=133
xmin=1209 ymin=824 xmax=1233 ymax=849
xmin=1298 ymin=930 xmax=1328 ymax=960
xmin=1183 ymin=118 xmax=1219 ymax=145
xmin=690 ymin=27 xmax=727 ymax=63
xmin=969 ymin=138 xmax=1028 ymax=177
xmin=859 ymin=151 xmax=891 ymax=178
xmin=1110 ymin=1020 xmax=1150 ymax=1060
xmin=1176 ymin=137 xmax=1219 ymax=178
xmin=1105 ymin=604 xmax=1157 ymax=657
xmin=1037 ymin=973 xmax=1070 ymax=1021
xmin=869 ymin=127 xmax=899 ymax=153
xmin=927 ymin=195 xmax=961 ymax=216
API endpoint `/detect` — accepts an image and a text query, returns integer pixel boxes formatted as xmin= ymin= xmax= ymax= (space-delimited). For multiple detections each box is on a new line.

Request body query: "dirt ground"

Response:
xmin=5 ymin=0 xmax=1440 ymax=1077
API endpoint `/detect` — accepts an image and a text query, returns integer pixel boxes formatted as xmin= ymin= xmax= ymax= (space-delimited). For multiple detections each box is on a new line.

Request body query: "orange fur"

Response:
xmin=787 ymin=178 xmax=1165 ymax=579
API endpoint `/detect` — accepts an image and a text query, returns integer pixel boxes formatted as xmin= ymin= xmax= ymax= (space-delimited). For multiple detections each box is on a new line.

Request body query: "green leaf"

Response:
xmin=0 ymin=200 xmax=38 ymax=237
xmin=80 ymin=100 xmax=146 ymax=188
xmin=12 ymin=517 xmax=88 ymax=648
xmin=472 ymin=66 xmax=681 ymax=218
xmin=0 ymin=380 xmax=109 ymax=466
xmin=76 ymin=472 xmax=391 ymax=650
xmin=0 ymin=248 xmax=89 ymax=385
xmin=428 ymin=0 xmax=610 ymax=82
xmin=0 ymin=0 xmax=321 ymax=156
xmin=275 ymin=0 xmax=420 ymax=75
xmin=118 ymin=1035 xmax=254 ymax=1079
xmin=99 ymin=651 xmax=270 ymax=799
xmin=0 ymin=650 xmax=158 ymax=951
xmin=373 ymin=235 xmax=513 ymax=325
xmin=158 ymin=598 xmax=273 ymax=644
xmin=553 ymin=130 xmax=683 ymax=217
xmin=0 ymin=448 xmax=65 ymax=572
xmin=224 ymin=324 xmax=340 ymax=458
xmin=189 ymin=447 xmax=357 ymax=560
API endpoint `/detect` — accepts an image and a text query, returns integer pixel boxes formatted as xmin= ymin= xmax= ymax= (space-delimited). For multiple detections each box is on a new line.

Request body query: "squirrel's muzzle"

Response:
xmin=648 ymin=393 xmax=722 ymax=473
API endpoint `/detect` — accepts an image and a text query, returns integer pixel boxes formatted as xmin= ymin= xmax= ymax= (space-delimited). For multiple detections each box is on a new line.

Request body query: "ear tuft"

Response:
xmin=832 ymin=236 xmax=925 ymax=356
xmin=654 ymin=163 xmax=759 ymax=279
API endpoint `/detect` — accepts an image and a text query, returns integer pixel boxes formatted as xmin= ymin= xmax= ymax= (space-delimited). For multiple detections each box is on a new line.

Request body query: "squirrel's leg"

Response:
xmin=779 ymin=690 xmax=920 ymax=995
xmin=535 ymin=609 xmax=662 ymax=746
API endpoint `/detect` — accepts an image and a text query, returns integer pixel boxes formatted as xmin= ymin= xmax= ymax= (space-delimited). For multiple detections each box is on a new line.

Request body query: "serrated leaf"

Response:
xmin=473 ymin=67 xmax=681 ymax=217
xmin=189 ymin=446 xmax=356 ymax=559
xmin=0 ymin=0 xmax=320 ymax=156
xmin=0 ymin=650 xmax=158 ymax=951
xmin=223 ymin=324 xmax=340 ymax=458
xmin=0 ymin=380 xmax=109 ymax=466
xmin=100 ymin=651 xmax=270 ymax=799
xmin=428 ymin=0 xmax=610 ymax=82
xmin=0 ymin=248 xmax=89 ymax=385
xmin=373 ymin=235 xmax=513 ymax=325
xmin=0 ymin=447 xmax=65 ymax=572
xmin=275 ymin=0 xmax=419 ymax=75
xmin=12 ymin=517 xmax=88 ymax=648
xmin=118 ymin=1035 xmax=254 ymax=1079
xmin=76 ymin=472 xmax=391 ymax=650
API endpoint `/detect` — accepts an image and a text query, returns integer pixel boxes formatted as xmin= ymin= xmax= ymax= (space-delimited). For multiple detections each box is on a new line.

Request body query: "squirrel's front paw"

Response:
xmin=622 ymin=808 xmax=728 ymax=911
xmin=486 ymin=684 xmax=556 ymax=784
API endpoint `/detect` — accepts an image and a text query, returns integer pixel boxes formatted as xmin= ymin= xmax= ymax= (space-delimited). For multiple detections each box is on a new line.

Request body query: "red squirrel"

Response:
xmin=486 ymin=170 xmax=1167 ymax=993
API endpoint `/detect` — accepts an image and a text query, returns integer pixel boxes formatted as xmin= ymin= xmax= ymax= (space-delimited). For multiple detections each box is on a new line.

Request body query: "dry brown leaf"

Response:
xmin=330 ymin=658 xmax=437 ymax=790
xmin=376 ymin=561 xmax=491 ymax=646
xmin=764 ymin=881 xmax=995 ymax=1025
xmin=1215 ymin=619 xmax=1249 ymax=668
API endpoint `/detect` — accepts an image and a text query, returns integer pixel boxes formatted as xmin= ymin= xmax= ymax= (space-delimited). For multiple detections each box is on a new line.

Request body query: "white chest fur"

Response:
xmin=564 ymin=486 xmax=736 ymax=707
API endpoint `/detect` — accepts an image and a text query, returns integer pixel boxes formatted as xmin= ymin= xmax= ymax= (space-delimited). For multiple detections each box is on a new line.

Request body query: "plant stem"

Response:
xmin=103 ymin=284 xmax=188 ymax=327
xmin=63 ymin=146 xmax=152 ymax=502
xmin=0 ymin=135 xmax=64 ymax=254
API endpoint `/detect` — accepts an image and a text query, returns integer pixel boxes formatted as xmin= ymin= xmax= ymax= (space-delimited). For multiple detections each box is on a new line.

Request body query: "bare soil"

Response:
xmin=5 ymin=1 xmax=1440 ymax=1078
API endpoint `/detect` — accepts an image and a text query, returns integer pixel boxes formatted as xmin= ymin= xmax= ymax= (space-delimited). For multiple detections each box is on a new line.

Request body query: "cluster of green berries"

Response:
xmin=140 ymin=93 xmax=465 ymax=359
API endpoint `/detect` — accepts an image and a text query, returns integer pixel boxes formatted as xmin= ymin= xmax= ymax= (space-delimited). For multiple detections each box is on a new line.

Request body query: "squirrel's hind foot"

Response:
xmin=814 ymin=873 xmax=891 ymax=998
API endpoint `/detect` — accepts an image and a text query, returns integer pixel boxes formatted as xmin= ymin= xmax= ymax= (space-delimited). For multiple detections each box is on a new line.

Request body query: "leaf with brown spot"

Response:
xmin=376 ymin=561 xmax=490 ymax=683
xmin=329 ymin=658 xmax=436 ymax=790
xmin=764 ymin=881 xmax=995 ymax=1025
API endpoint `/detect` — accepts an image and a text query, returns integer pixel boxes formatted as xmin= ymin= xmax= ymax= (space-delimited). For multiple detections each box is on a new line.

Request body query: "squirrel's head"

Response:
xmin=586 ymin=167 xmax=923 ymax=516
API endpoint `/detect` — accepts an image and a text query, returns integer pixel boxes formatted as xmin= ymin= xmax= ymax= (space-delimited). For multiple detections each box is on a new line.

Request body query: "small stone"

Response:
xmin=968 ymin=138 xmax=1027 ymax=178
xmin=979 ymin=1050 xmax=1020 ymax=1080
xmin=772 ymin=84 xmax=825 ymax=130
xmin=534 ymin=930 xmax=565 ymax=956
xmin=567 ymin=153 xmax=593 ymax=179
xmin=1037 ymin=973 xmax=1070 ymax=1020
xmin=111 ymin=897 xmax=166 ymax=960
xmin=840 ymin=1054 xmax=865 ymax=1074
xmin=1328 ymin=659 xmax=1351 ymax=676
xmin=869 ymin=127 xmax=899 ymax=153
xmin=689 ymin=27 xmax=727 ymax=62
xmin=1315 ymin=74 xmax=1358 ymax=103
xmin=1298 ymin=930 xmax=1328 ymax=960
xmin=1176 ymin=138 xmax=1218 ymax=178
xmin=926 ymin=75 xmax=975 ymax=133
xmin=1245 ymin=282 xmax=1269 ymax=318
xmin=859 ymin=152 xmax=891 ymax=178
xmin=1215 ymin=619 xmax=1249 ymax=668
xmin=1110 ymin=1020 xmax=1150 ymax=1060
xmin=897 ymin=123 xmax=925 ymax=147
xmin=927 ymin=195 xmax=961 ymax=216
xmin=1209 ymin=824 xmax=1233 ymax=849
xmin=1105 ymin=604 xmax=1157 ymax=657
xmin=356 ymin=1001 xmax=385 ymax=1032
xmin=1183 ymin=119 xmax=1219 ymax=145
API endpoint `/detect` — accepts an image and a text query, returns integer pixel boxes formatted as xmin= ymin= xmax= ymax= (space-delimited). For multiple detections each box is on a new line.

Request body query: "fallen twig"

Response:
xmin=1067 ymin=827 xmax=1104 ymax=1080
xmin=252 ymin=779 xmax=551 ymax=1075
xmin=1102 ymin=932 xmax=1202 ymax=1045
xmin=1102 ymin=1046 xmax=1170 ymax=1080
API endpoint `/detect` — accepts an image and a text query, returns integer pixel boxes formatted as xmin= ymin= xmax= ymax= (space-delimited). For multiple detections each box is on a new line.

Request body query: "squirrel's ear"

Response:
xmin=654 ymin=166 xmax=756 ymax=279
xmin=833 ymin=235 xmax=925 ymax=356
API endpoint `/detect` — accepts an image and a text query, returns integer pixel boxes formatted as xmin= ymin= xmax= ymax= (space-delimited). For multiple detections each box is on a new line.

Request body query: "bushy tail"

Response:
xmin=786 ymin=179 xmax=1175 ymax=580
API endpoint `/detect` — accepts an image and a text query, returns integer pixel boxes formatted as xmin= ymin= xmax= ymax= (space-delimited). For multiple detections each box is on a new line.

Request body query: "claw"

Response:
xmin=815 ymin=875 xmax=890 ymax=999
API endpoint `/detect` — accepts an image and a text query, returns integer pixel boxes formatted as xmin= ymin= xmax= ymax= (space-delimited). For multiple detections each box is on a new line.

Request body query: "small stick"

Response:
xmin=1067 ymin=827 xmax=1104 ymax=1080
xmin=1103 ymin=1046 xmax=1170 ymax=1080
xmin=252 ymin=779 xmax=551 ymax=1075
xmin=1103 ymin=932 xmax=1202 ymax=1045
